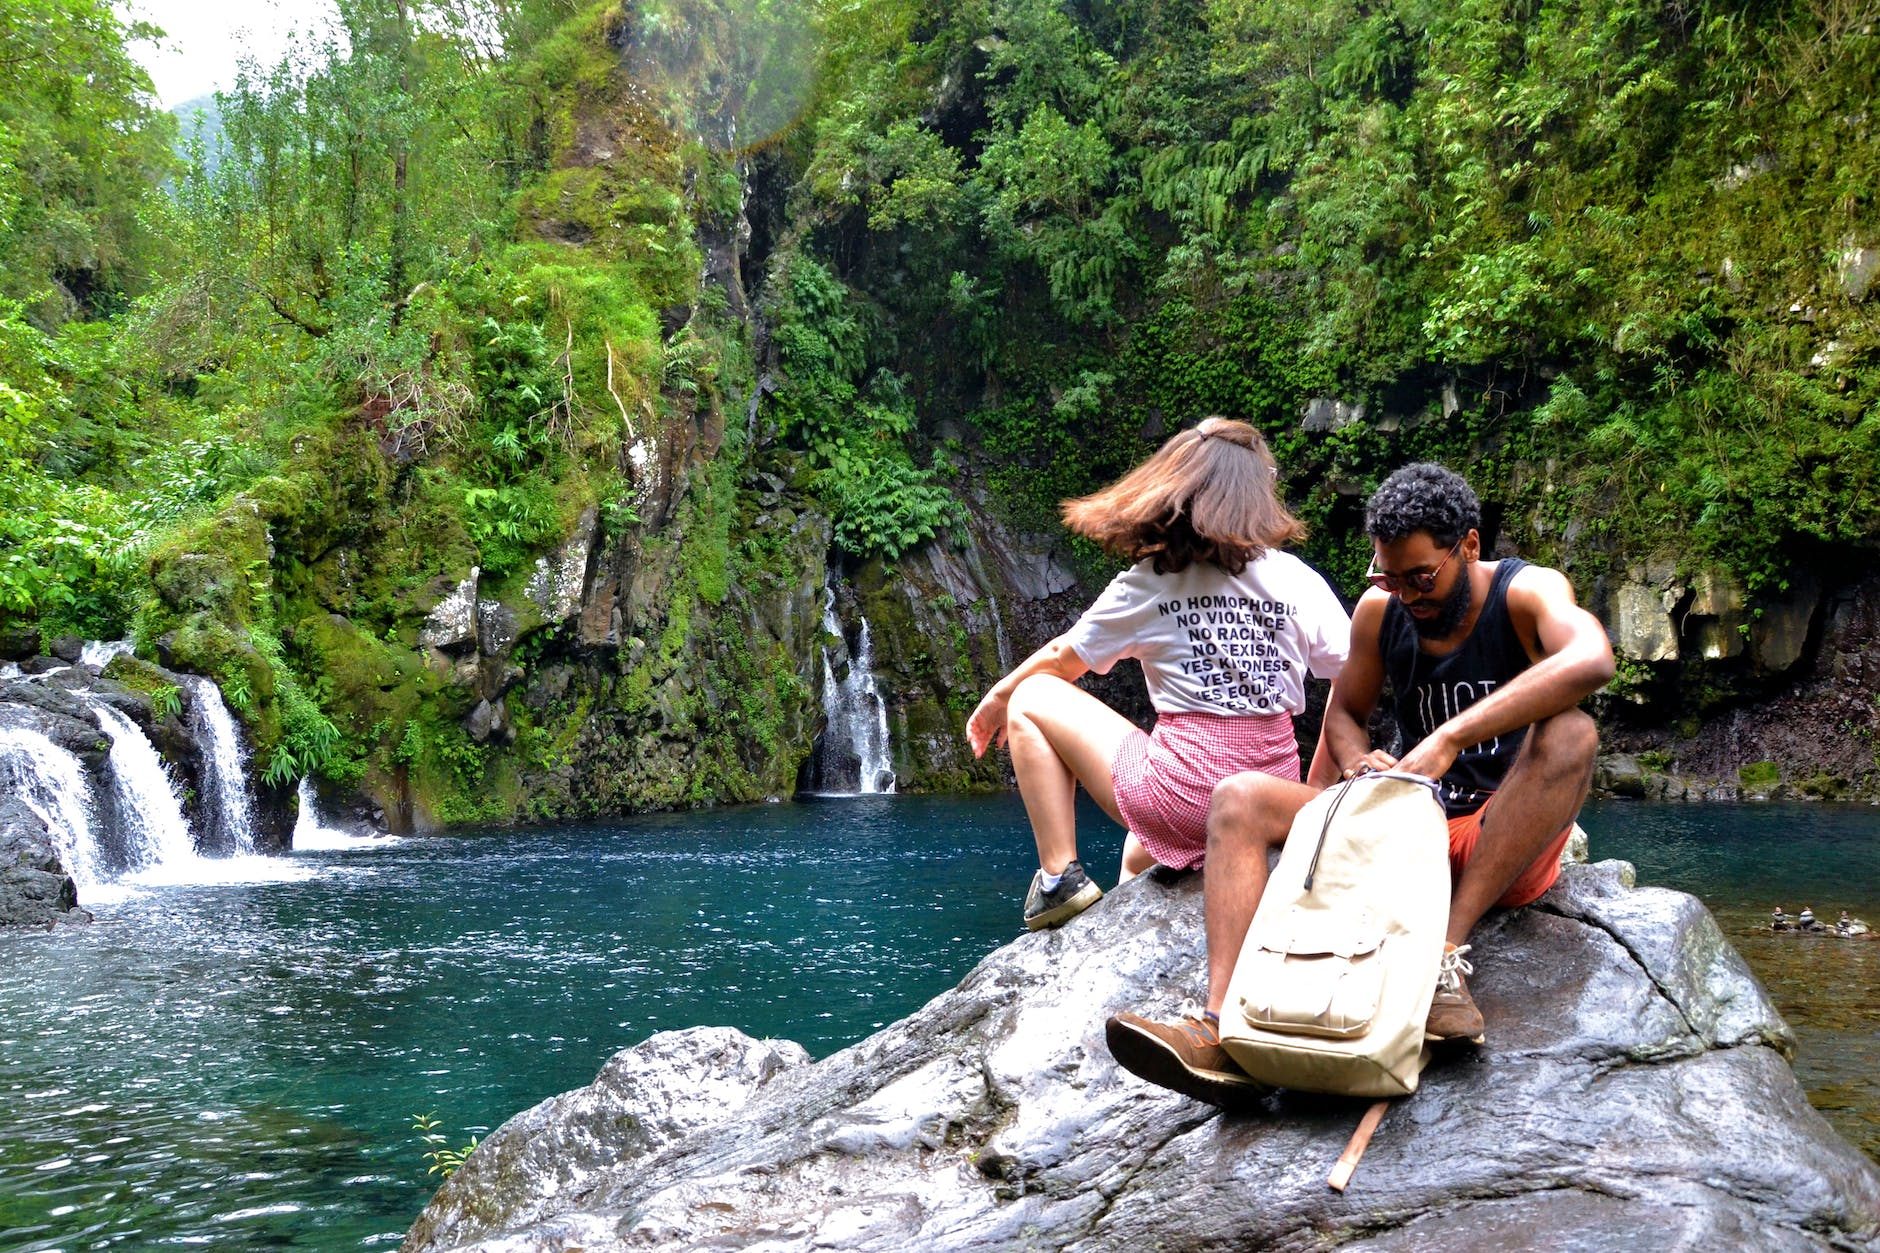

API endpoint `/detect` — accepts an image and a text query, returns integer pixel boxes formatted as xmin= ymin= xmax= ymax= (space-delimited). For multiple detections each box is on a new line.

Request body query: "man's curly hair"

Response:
xmin=1364 ymin=463 xmax=1481 ymax=547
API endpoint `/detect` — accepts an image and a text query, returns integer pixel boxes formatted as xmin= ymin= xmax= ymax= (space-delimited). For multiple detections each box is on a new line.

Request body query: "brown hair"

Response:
xmin=1060 ymin=417 xmax=1305 ymax=575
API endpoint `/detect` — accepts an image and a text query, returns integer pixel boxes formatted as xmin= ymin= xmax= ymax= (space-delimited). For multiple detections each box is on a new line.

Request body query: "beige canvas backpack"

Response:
xmin=1218 ymin=771 xmax=1451 ymax=1098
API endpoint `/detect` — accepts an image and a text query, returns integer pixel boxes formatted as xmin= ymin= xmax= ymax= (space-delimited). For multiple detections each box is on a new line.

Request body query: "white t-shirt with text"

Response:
xmin=1066 ymin=552 xmax=1350 ymax=716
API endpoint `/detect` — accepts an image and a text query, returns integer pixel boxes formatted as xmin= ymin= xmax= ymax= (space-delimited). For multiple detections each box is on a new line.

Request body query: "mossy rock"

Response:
xmin=101 ymin=652 xmax=176 ymax=699
xmin=1797 ymin=772 xmax=1847 ymax=800
xmin=248 ymin=427 xmax=395 ymax=555
xmin=165 ymin=614 xmax=283 ymax=750
xmin=297 ymin=613 xmax=440 ymax=720
xmin=1737 ymin=760 xmax=1781 ymax=795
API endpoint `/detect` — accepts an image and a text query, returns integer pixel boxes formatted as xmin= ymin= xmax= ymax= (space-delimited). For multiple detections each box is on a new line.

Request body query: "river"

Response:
xmin=0 ymin=796 xmax=1873 ymax=1250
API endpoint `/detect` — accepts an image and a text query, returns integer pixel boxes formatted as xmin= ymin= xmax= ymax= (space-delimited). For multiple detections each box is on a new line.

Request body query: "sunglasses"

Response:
xmin=1365 ymin=539 xmax=1462 ymax=595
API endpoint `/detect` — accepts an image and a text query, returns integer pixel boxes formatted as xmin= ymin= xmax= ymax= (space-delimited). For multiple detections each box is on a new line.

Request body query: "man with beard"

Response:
xmin=1106 ymin=463 xmax=1615 ymax=1106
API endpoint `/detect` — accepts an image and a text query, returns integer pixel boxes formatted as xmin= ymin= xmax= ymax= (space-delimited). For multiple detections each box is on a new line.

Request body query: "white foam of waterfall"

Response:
xmin=851 ymin=619 xmax=895 ymax=794
xmin=814 ymin=591 xmax=896 ymax=796
xmin=98 ymin=852 xmax=318 ymax=902
xmin=982 ymin=591 xmax=1014 ymax=673
xmin=0 ymin=724 xmax=104 ymax=891
xmin=184 ymin=675 xmax=258 ymax=854
xmin=80 ymin=639 xmax=133 ymax=669
xmin=293 ymin=778 xmax=400 ymax=851
xmin=92 ymin=704 xmax=198 ymax=873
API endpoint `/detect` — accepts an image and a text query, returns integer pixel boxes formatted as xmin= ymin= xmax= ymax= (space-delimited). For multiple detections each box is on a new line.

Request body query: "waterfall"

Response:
xmin=0 ymin=724 xmax=104 ymax=891
xmin=81 ymin=639 xmax=133 ymax=669
xmin=292 ymin=778 xmax=398 ymax=850
xmin=808 ymin=591 xmax=895 ymax=796
xmin=92 ymin=704 xmax=197 ymax=873
xmin=185 ymin=676 xmax=258 ymax=854
xmin=982 ymin=591 xmax=1015 ymax=673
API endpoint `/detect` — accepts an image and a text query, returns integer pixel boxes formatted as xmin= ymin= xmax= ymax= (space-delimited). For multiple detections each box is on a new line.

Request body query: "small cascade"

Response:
xmin=0 ymin=724 xmax=104 ymax=890
xmin=184 ymin=676 xmax=258 ymax=854
xmin=292 ymin=778 xmax=399 ymax=850
xmin=982 ymin=591 xmax=1015 ymax=673
xmin=80 ymin=639 xmax=133 ymax=669
xmin=805 ymin=590 xmax=896 ymax=796
xmin=92 ymin=704 xmax=197 ymax=873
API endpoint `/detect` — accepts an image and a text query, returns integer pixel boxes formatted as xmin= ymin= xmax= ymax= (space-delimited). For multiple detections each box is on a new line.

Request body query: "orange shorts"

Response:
xmin=1447 ymin=794 xmax=1573 ymax=908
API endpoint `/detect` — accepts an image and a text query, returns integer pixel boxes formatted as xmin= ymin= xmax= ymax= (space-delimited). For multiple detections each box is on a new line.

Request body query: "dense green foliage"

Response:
xmin=1 ymin=0 xmax=1874 ymax=817
xmin=784 ymin=0 xmax=1878 ymax=593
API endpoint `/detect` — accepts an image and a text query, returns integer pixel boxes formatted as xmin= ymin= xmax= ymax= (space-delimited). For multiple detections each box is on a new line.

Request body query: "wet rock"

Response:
xmin=404 ymin=863 xmax=1880 ymax=1252
xmin=0 ymin=625 xmax=39 ymax=661
xmin=1301 ymin=396 xmax=1367 ymax=433
xmin=1596 ymin=752 xmax=1648 ymax=797
xmin=0 ymin=797 xmax=82 ymax=928
xmin=1838 ymin=240 xmax=1879 ymax=302
xmin=419 ymin=570 xmax=481 ymax=651
xmin=0 ymin=684 xmax=106 ymax=760
xmin=1751 ymin=572 xmax=1820 ymax=673
xmin=48 ymin=635 xmax=84 ymax=664
xmin=1612 ymin=578 xmax=1679 ymax=662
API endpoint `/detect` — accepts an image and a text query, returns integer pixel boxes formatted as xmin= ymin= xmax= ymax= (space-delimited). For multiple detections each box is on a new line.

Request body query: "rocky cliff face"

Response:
xmin=402 ymin=861 xmax=1880 ymax=1252
xmin=1593 ymin=570 xmax=1880 ymax=802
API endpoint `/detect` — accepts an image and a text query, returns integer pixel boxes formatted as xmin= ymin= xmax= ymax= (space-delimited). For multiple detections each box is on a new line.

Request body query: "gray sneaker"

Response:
xmin=1023 ymin=860 xmax=1102 ymax=930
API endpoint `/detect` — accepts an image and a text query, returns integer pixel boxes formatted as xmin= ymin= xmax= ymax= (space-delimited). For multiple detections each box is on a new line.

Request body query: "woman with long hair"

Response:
xmin=967 ymin=417 xmax=1350 ymax=930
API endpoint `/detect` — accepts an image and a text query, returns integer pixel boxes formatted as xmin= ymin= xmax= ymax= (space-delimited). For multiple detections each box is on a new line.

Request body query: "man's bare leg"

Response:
xmin=1446 ymin=708 xmax=1599 ymax=946
xmin=1103 ymin=768 xmax=1317 ymax=1107
xmin=1203 ymin=771 xmax=1318 ymax=1016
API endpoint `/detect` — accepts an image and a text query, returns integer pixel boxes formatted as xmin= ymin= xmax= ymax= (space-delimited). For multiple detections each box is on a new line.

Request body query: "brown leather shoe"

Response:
xmin=1425 ymin=943 xmax=1486 ymax=1044
xmin=1106 ymin=1011 xmax=1267 ymax=1108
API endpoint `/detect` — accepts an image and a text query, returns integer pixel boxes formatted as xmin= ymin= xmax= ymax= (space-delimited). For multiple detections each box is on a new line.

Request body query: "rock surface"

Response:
xmin=1602 ymin=573 xmax=1880 ymax=801
xmin=403 ymin=862 xmax=1880 ymax=1252
xmin=0 ymin=796 xmax=87 ymax=927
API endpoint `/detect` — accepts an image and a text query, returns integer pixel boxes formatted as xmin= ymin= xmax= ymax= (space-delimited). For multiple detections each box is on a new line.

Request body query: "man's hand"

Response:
xmin=1338 ymin=748 xmax=1401 ymax=781
xmin=1395 ymin=727 xmax=1463 ymax=782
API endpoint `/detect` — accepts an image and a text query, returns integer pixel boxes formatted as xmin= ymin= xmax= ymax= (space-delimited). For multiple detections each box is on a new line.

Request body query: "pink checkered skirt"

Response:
xmin=1111 ymin=711 xmax=1300 ymax=871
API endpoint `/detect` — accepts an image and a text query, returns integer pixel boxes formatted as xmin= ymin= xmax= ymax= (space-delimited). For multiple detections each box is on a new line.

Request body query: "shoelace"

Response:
xmin=1437 ymin=943 xmax=1474 ymax=993
xmin=1174 ymin=1000 xmax=1224 ymax=1046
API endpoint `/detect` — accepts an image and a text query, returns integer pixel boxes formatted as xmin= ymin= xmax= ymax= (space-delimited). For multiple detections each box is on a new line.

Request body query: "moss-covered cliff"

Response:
xmin=3 ymin=0 xmax=1877 ymax=825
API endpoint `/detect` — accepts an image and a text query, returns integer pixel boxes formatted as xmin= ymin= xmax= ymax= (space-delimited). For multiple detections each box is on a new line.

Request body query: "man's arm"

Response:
xmin=1312 ymin=591 xmax=1394 ymax=785
xmin=1394 ymin=565 xmax=1615 ymax=780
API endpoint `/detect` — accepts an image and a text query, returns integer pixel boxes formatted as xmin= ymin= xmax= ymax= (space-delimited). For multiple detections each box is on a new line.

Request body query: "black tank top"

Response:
xmin=1381 ymin=558 xmax=1532 ymax=818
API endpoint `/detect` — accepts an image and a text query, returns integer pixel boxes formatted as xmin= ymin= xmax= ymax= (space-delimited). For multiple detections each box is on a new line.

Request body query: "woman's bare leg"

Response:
xmin=1004 ymin=674 xmax=1137 ymax=874
xmin=1118 ymin=832 xmax=1158 ymax=882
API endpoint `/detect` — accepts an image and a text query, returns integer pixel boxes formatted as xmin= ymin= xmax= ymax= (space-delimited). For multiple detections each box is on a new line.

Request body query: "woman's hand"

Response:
xmin=966 ymin=690 xmax=1009 ymax=758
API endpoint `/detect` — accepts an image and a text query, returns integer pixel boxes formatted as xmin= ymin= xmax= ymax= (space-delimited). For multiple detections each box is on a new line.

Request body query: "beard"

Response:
xmin=1410 ymin=565 xmax=1475 ymax=639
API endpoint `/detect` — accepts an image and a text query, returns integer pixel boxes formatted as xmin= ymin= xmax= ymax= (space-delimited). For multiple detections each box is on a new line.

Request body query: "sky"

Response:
xmin=122 ymin=0 xmax=338 ymax=109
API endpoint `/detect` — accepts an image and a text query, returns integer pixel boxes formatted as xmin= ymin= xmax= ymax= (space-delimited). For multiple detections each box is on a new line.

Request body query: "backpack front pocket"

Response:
xmin=1236 ymin=909 xmax=1386 ymax=1039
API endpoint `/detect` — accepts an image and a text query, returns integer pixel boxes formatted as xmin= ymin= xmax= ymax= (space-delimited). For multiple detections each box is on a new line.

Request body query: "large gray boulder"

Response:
xmin=0 ymin=796 xmax=85 ymax=927
xmin=404 ymin=863 xmax=1880 ymax=1252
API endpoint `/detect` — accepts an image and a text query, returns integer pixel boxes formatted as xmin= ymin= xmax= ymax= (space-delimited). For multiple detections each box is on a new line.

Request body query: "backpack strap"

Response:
xmin=1303 ymin=771 xmax=1442 ymax=891
xmin=1327 ymin=1099 xmax=1392 ymax=1192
